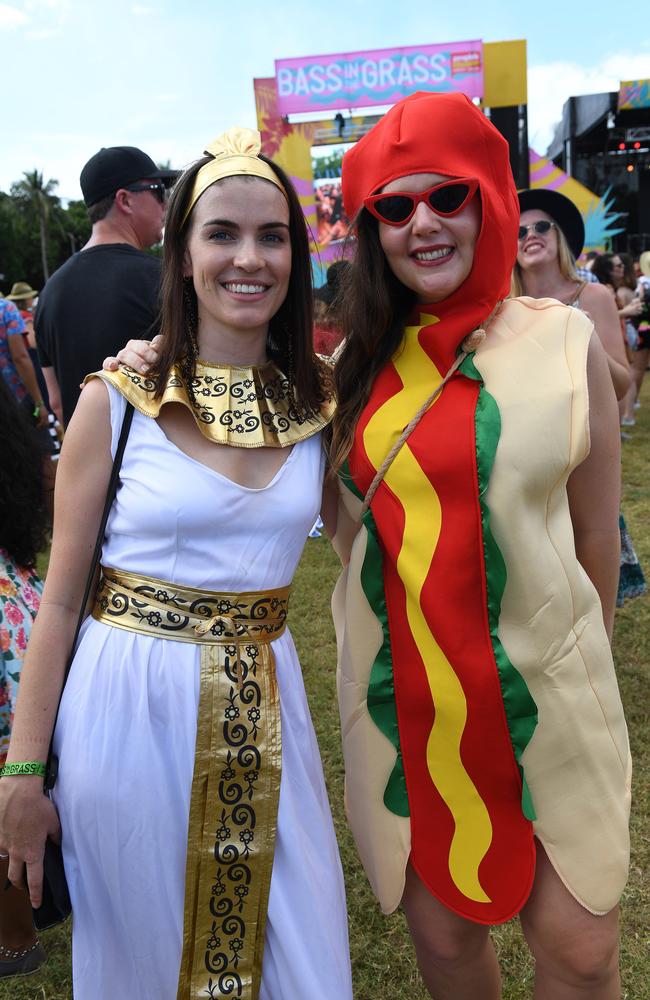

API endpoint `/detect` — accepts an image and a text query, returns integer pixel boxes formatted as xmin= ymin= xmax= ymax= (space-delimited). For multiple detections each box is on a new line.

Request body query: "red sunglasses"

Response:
xmin=363 ymin=177 xmax=479 ymax=227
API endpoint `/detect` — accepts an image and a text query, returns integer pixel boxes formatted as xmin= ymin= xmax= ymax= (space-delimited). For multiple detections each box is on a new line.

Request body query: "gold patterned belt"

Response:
xmin=93 ymin=567 xmax=290 ymax=1000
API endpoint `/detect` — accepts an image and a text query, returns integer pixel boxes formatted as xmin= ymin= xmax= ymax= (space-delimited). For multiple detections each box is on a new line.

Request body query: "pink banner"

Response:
xmin=275 ymin=41 xmax=483 ymax=116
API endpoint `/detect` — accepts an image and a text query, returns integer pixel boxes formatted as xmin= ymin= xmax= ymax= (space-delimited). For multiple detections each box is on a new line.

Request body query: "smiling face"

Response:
xmin=183 ymin=176 xmax=291 ymax=351
xmin=377 ymin=172 xmax=481 ymax=303
xmin=516 ymin=209 xmax=560 ymax=271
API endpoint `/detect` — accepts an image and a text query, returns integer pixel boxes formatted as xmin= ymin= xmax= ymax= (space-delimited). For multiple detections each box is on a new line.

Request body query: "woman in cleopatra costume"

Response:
xmin=328 ymin=92 xmax=630 ymax=998
xmin=0 ymin=129 xmax=353 ymax=999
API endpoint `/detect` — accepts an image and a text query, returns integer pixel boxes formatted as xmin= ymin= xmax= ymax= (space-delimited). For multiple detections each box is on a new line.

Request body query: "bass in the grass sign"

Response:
xmin=275 ymin=41 xmax=483 ymax=116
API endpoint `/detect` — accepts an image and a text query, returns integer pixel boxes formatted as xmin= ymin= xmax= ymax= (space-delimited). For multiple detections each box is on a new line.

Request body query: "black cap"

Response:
xmin=80 ymin=146 xmax=178 ymax=207
xmin=517 ymin=188 xmax=585 ymax=260
xmin=315 ymin=260 xmax=350 ymax=306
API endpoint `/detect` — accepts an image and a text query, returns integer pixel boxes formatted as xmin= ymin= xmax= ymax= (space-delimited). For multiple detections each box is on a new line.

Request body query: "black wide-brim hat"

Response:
xmin=314 ymin=284 xmax=335 ymax=306
xmin=517 ymin=188 xmax=585 ymax=260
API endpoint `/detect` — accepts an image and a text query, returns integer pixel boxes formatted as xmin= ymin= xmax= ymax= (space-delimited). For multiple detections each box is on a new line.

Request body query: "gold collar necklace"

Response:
xmin=90 ymin=357 xmax=335 ymax=448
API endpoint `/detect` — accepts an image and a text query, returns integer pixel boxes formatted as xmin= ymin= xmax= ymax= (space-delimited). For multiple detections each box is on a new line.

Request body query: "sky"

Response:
xmin=2 ymin=0 xmax=649 ymax=201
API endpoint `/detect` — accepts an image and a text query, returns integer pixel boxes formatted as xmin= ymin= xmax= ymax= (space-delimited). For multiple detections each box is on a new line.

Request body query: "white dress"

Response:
xmin=53 ymin=384 xmax=353 ymax=1000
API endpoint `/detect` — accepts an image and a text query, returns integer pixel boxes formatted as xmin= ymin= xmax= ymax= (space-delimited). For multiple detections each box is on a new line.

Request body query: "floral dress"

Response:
xmin=0 ymin=548 xmax=43 ymax=758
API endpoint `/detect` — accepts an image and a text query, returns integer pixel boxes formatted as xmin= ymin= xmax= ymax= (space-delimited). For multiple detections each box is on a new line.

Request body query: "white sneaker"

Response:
xmin=308 ymin=516 xmax=324 ymax=538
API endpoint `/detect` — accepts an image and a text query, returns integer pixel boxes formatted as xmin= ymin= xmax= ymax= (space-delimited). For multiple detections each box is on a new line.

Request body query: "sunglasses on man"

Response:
xmin=124 ymin=182 xmax=168 ymax=204
xmin=517 ymin=220 xmax=556 ymax=241
xmin=363 ymin=177 xmax=479 ymax=227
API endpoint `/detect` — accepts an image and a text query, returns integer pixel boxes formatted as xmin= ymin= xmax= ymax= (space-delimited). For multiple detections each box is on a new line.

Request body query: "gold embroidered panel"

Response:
xmin=93 ymin=568 xmax=289 ymax=999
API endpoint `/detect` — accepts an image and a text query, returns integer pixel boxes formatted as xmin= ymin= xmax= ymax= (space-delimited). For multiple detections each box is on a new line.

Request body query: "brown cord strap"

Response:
xmin=562 ymin=280 xmax=587 ymax=308
xmin=359 ymin=308 xmax=502 ymax=519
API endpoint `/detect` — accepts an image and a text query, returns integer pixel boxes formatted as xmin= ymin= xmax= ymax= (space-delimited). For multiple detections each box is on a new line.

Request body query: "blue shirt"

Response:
xmin=0 ymin=299 xmax=27 ymax=402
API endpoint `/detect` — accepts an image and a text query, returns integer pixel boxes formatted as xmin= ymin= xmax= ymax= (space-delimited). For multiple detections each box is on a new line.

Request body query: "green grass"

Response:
xmin=4 ymin=387 xmax=649 ymax=999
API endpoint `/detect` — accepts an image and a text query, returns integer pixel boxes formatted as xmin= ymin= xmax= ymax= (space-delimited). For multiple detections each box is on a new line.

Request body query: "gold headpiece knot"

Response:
xmin=204 ymin=127 xmax=262 ymax=160
xmin=182 ymin=126 xmax=286 ymax=224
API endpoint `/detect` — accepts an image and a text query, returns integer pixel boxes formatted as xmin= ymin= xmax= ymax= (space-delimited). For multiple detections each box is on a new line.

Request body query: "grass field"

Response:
xmin=4 ymin=388 xmax=649 ymax=999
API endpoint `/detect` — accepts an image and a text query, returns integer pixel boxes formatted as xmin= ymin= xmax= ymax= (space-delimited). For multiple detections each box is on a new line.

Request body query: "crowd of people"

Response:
xmin=0 ymin=92 xmax=647 ymax=999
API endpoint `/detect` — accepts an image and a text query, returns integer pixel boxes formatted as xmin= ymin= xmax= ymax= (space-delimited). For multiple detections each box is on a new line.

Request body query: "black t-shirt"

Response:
xmin=35 ymin=243 xmax=161 ymax=426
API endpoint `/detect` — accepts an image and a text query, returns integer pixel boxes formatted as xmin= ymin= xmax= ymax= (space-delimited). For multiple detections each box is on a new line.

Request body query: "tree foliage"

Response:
xmin=0 ymin=173 xmax=91 ymax=293
xmin=11 ymin=170 xmax=59 ymax=280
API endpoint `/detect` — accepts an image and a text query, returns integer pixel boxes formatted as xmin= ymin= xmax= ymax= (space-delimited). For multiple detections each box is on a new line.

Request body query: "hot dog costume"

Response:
xmin=332 ymin=93 xmax=631 ymax=925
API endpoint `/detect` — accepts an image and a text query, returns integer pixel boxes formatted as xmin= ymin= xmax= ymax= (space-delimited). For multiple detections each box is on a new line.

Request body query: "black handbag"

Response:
xmin=32 ymin=402 xmax=134 ymax=931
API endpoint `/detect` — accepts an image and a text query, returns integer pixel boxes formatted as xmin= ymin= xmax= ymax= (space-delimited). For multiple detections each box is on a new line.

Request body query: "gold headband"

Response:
xmin=182 ymin=127 xmax=287 ymax=224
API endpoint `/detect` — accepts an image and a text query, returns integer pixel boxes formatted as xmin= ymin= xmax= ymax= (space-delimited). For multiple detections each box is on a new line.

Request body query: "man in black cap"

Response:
xmin=35 ymin=146 xmax=177 ymax=426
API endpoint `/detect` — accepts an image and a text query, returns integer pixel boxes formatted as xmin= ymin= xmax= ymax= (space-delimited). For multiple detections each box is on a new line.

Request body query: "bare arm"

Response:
xmin=22 ymin=314 xmax=36 ymax=349
xmin=42 ymin=366 xmax=63 ymax=426
xmin=580 ymin=283 xmax=631 ymax=400
xmin=7 ymin=333 xmax=48 ymax=427
xmin=567 ymin=335 xmax=621 ymax=640
xmin=0 ymin=378 xmax=113 ymax=905
xmin=320 ymin=473 xmax=339 ymax=539
xmin=103 ymin=332 xmax=164 ymax=374
xmin=616 ymin=286 xmax=642 ymax=319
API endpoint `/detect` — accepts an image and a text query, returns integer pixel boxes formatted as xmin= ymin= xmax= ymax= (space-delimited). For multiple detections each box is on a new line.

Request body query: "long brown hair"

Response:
xmin=616 ymin=252 xmax=636 ymax=291
xmin=329 ymin=209 xmax=416 ymax=473
xmin=0 ymin=378 xmax=50 ymax=567
xmin=591 ymin=253 xmax=614 ymax=288
xmin=154 ymin=153 xmax=326 ymax=415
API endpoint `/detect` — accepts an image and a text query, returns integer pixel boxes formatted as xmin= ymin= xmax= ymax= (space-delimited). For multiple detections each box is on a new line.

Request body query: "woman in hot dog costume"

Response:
xmin=330 ymin=91 xmax=630 ymax=998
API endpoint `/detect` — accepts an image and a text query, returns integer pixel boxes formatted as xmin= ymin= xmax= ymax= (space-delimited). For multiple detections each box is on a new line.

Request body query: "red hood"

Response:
xmin=342 ymin=92 xmax=519 ymax=367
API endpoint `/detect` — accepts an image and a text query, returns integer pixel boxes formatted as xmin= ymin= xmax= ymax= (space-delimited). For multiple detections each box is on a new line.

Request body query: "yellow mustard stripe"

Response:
xmin=363 ymin=318 xmax=492 ymax=903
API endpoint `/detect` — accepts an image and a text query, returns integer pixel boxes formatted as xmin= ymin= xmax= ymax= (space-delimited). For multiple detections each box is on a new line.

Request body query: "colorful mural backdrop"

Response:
xmin=255 ymin=76 xmax=357 ymax=285
xmin=314 ymin=178 xmax=350 ymax=245
xmin=275 ymin=41 xmax=483 ymax=115
xmin=618 ymin=79 xmax=650 ymax=111
xmin=529 ymin=150 xmax=624 ymax=251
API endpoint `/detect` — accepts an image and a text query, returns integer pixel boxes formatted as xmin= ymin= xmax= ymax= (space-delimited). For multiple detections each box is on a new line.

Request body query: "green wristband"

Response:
xmin=0 ymin=761 xmax=47 ymax=778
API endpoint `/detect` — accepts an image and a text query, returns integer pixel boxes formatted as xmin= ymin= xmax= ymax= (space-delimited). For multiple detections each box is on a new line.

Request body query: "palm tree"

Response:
xmin=11 ymin=170 xmax=59 ymax=281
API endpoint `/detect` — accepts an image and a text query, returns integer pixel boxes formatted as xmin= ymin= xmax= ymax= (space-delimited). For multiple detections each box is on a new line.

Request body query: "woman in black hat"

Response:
xmin=514 ymin=189 xmax=630 ymax=400
xmin=515 ymin=191 xmax=645 ymax=611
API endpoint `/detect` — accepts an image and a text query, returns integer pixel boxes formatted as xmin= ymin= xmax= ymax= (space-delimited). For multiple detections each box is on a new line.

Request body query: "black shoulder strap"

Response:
xmin=66 ymin=401 xmax=134 ymax=670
